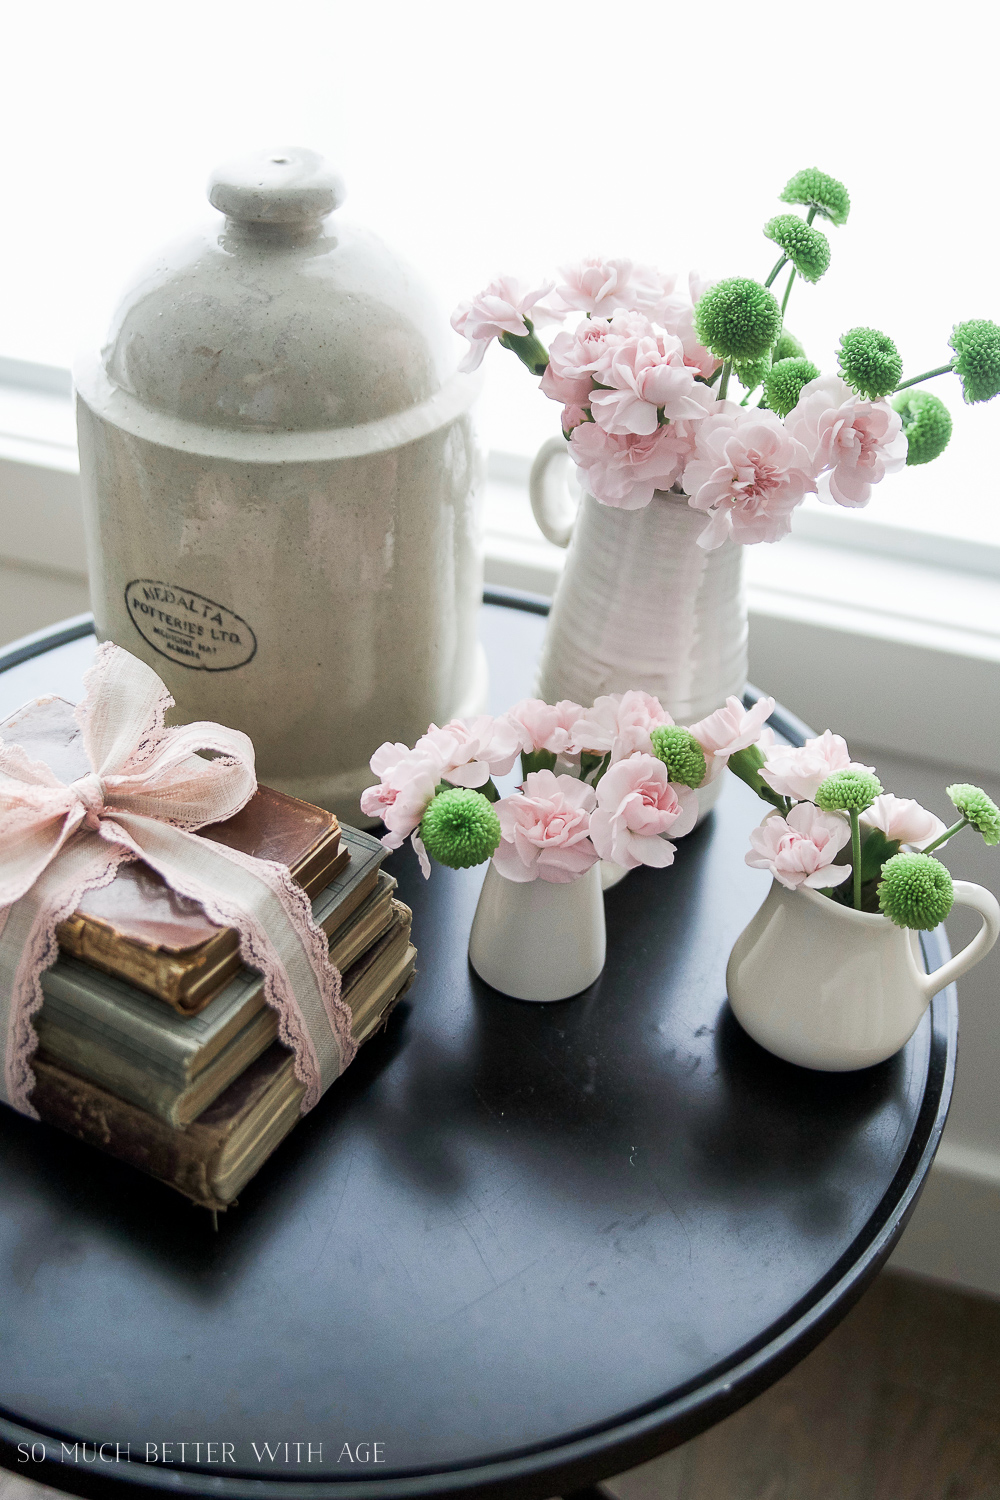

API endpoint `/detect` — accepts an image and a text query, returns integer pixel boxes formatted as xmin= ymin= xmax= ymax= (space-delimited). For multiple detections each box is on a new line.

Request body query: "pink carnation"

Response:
xmin=562 ymin=404 xmax=589 ymax=435
xmin=569 ymin=419 xmax=697 ymax=509
xmin=539 ymin=311 xmax=646 ymax=406
xmin=657 ymin=272 xmax=721 ymax=381
xmin=571 ymin=690 xmax=671 ymax=763
xmin=746 ymin=803 xmax=852 ymax=890
xmin=760 ymin=730 xmax=873 ymax=804
xmin=415 ymin=715 xmax=521 ymax=788
xmin=589 ymin=753 xmax=698 ymax=870
xmin=688 ymin=694 xmax=775 ymax=781
xmin=503 ymin=698 xmax=584 ymax=757
xmin=590 ymin=331 xmax=717 ymax=436
xmin=493 ymin=770 xmax=599 ymax=884
xmin=360 ymin=745 xmax=440 ymax=853
xmin=861 ymin=793 xmax=947 ymax=850
xmin=682 ymin=407 xmax=816 ymax=549
xmin=546 ymin=257 xmax=674 ymax=320
xmin=784 ymin=374 xmax=908 ymax=508
xmin=451 ymin=276 xmax=554 ymax=373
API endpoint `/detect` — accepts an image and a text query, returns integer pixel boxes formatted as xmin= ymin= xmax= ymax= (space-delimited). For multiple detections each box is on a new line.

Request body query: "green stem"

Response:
xmin=920 ymin=816 xmax=969 ymax=856
xmin=894 ymin=363 xmax=955 ymax=393
xmin=498 ymin=319 xmax=549 ymax=376
xmin=764 ymin=253 xmax=788 ymax=289
xmin=780 ymin=267 xmax=797 ymax=319
xmin=717 ymin=359 xmax=733 ymax=401
xmin=806 ymin=206 xmax=818 ymax=225
xmin=851 ymin=809 xmax=862 ymax=911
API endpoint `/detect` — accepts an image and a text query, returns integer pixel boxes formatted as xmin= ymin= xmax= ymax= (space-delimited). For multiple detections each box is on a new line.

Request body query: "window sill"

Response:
xmin=1 ymin=366 xmax=998 ymax=778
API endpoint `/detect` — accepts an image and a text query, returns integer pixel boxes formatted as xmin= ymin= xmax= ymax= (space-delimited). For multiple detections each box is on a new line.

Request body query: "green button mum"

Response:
xmin=771 ymin=329 xmax=806 ymax=363
xmin=892 ymin=390 xmax=952 ymax=465
xmin=694 ymin=278 xmax=783 ymax=362
xmin=733 ymin=353 xmax=773 ymax=392
xmin=878 ymin=852 xmax=954 ymax=929
xmin=779 ymin=168 xmax=850 ymax=227
xmin=949 ymin=320 xmax=1000 ymax=404
xmin=947 ymin=783 xmax=1000 ymax=845
xmin=420 ymin=787 xmax=501 ymax=870
xmin=765 ymin=358 xmax=820 ymax=418
xmin=815 ymin=769 xmax=883 ymax=813
xmin=650 ymin=726 xmax=707 ymax=789
xmin=837 ymin=328 xmax=903 ymax=400
xmin=764 ymin=215 xmax=831 ymax=284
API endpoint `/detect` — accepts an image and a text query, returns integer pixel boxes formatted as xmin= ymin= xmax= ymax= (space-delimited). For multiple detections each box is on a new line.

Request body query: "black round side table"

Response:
xmin=0 ymin=595 xmax=956 ymax=1500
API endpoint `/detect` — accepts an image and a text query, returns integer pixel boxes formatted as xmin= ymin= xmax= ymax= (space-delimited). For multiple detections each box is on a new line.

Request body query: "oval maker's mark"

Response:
xmin=124 ymin=580 xmax=257 ymax=672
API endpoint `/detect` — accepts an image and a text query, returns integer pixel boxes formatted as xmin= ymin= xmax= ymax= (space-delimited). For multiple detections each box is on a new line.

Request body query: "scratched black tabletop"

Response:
xmin=0 ymin=596 xmax=956 ymax=1500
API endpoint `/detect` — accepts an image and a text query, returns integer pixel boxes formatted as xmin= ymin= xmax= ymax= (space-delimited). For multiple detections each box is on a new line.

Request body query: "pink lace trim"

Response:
xmin=129 ymin=828 xmax=354 ymax=1111
xmin=6 ymin=837 xmax=135 ymax=1118
xmin=206 ymin=839 xmax=357 ymax=1074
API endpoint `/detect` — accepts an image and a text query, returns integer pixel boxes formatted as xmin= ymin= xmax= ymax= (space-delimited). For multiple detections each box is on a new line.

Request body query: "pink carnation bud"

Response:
xmin=451 ymin=276 xmax=554 ymax=373
xmin=861 ymin=793 xmax=948 ymax=850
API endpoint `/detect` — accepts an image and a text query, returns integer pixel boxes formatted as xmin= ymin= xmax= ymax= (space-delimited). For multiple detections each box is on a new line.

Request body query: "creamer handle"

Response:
xmin=528 ymin=437 xmax=577 ymax=549
xmin=920 ymin=880 xmax=1000 ymax=997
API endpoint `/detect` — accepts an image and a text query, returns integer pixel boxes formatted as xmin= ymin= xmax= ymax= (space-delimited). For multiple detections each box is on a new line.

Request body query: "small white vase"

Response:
xmin=727 ymin=877 xmax=1000 ymax=1071
xmin=469 ymin=862 xmax=606 ymax=1002
xmin=528 ymin=437 xmax=747 ymax=824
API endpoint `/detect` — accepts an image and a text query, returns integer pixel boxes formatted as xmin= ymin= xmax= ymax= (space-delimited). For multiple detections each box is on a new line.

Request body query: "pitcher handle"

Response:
xmin=529 ymin=436 xmax=578 ymax=549
xmin=919 ymin=880 xmax=1000 ymax=998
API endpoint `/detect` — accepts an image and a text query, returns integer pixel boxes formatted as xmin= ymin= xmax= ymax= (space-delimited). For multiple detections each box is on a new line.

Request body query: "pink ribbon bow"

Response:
xmin=0 ymin=643 xmax=354 ymax=1118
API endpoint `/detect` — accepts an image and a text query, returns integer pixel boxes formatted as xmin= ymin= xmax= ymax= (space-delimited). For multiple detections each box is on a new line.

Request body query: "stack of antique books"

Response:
xmin=4 ymin=698 xmax=415 ymax=1213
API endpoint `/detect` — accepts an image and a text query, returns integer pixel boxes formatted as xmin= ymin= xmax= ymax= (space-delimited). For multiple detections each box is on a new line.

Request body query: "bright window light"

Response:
xmin=2 ymin=0 xmax=998 ymax=545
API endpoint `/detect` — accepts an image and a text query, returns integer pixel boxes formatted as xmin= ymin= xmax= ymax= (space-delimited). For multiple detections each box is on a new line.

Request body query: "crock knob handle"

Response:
xmin=209 ymin=147 xmax=345 ymax=225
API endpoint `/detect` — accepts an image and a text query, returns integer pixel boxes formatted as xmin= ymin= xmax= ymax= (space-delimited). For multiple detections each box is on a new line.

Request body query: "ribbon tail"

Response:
xmin=113 ymin=814 xmax=354 ymax=1113
xmin=0 ymin=832 xmax=134 ymax=1117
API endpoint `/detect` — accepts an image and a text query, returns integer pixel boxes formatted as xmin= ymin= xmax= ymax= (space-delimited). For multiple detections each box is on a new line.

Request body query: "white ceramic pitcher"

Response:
xmin=469 ymin=861 xmax=606 ymax=1002
xmin=727 ymin=877 xmax=1000 ymax=1071
xmin=528 ymin=437 xmax=747 ymax=821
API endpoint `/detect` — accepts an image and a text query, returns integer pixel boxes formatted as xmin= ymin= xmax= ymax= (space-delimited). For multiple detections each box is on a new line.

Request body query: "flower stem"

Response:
xmin=764 ymin=253 xmax=788 ymax=289
xmin=851 ymin=809 xmax=862 ymax=910
xmin=498 ymin=319 xmax=550 ymax=376
xmin=894 ymin=363 xmax=955 ymax=393
xmin=780 ymin=267 xmax=797 ymax=319
xmin=717 ymin=359 xmax=733 ymax=401
xmin=920 ymin=816 xmax=969 ymax=856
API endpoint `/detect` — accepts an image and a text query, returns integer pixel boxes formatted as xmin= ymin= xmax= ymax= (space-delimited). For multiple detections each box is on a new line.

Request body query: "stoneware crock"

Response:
xmin=75 ymin=147 xmax=485 ymax=821
xmin=468 ymin=861 xmax=606 ymax=1002
xmin=726 ymin=874 xmax=1000 ymax=1071
xmin=528 ymin=436 xmax=747 ymax=825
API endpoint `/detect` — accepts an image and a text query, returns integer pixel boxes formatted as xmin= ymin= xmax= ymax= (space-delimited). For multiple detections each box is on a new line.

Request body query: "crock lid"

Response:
xmin=86 ymin=147 xmax=463 ymax=438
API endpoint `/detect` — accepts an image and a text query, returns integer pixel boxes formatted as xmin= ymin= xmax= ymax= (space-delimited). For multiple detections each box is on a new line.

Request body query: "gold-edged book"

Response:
xmin=31 ymin=946 xmax=417 ymax=1212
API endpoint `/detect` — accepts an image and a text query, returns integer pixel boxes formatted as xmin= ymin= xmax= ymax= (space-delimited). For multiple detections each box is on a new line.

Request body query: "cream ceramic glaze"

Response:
xmin=469 ymin=861 xmax=606 ymax=1001
xmin=727 ymin=877 xmax=1000 ymax=1071
xmin=529 ymin=437 xmax=747 ymax=822
xmin=75 ymin=147 xmax=485 ymax=819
